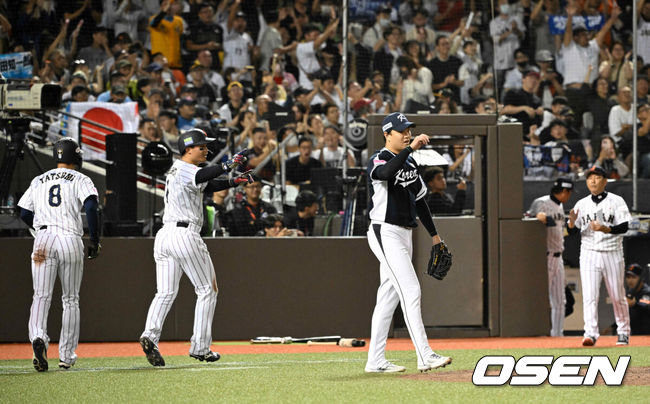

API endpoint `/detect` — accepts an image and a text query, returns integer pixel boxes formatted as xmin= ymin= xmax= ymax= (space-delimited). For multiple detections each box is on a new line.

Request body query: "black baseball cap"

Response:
xmin=144 ymin=63 xmax=163 ymax=73
xmin=573 ymin=26 xmax=588 ymax=35
xmin=178 ymin=128 xmax=216 ymax=154
xmin=178 ymin=97 xmax=196 ymax=107
xmin=626 ymin=264 xmax=643 ymax=277
xmin=553 ymin=177 xmax=574 ymax=190
xmin=552 ymin=95 xmax=568 ymax=106
xmin=382 ymin=112 xmax=415 ymax=133
xmin=586 ymin=165 xmax=608 ymax=178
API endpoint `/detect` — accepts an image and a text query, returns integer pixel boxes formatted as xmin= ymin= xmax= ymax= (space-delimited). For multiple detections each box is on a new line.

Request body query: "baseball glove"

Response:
xmin=87 ymin=241 xmax=101 ymax=259
xmin=426 ymin=241 xmax=453 ymax=280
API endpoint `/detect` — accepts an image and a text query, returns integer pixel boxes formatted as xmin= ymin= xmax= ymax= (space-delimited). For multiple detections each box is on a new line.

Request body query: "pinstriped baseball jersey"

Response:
xmin=17 ymin=168 xmax=98 ymax=235
xmin=163 ymin=160 xmax=207 ymax=228
xmin=528 ymin=195 xmax=566 ymax=253
xmin=572 ymin=192 xmax=632 ymax=251
xmin=367 ymin=148 xmax=427 ymax=227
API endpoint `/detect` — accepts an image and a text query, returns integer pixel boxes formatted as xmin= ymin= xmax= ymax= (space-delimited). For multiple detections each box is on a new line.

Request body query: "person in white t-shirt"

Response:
xmin=560 ymin=3 xmax=620 ymax=88
xmin=637 ymin=0 xmax=650 ymax=66
xmin=608 ymin=86 xmax=634 ymax=145
xmin=318 ymin=125 xmax=355 ymax=168
xmin=222 ymin=8 xmax=256 ymax=81
xmin=296 ymin=13 xmax=340 ymax=90
xmin=489 ymin=0 xmax=526 ymax=89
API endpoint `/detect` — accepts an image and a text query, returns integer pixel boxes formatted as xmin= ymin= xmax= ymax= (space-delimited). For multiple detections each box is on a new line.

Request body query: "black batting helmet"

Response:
xmin=177 ymin=128 xmax=216 ymax=155
xmin=141 ymin=141 xmax=173 ymax=176
xmin=53 ymin=138 xmax=83 ymax=168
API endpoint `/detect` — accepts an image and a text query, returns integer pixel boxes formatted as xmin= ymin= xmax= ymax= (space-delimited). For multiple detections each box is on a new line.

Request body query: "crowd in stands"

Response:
xmin=2 ymin=0 xmax=650 ymax=234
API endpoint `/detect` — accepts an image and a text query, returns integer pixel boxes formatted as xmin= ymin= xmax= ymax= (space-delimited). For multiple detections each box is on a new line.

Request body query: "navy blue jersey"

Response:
xmin=367 ymin=148 xmax=427 ymax=228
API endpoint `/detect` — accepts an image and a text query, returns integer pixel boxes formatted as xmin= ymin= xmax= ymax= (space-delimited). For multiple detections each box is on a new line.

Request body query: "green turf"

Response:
xmin=1 ymin=346 xmax=647 ymax=403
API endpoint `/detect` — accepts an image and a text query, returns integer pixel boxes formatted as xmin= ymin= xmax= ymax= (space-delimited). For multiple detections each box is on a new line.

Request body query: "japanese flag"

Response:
xmin=65 ymin=101 xmax=139 ymax=161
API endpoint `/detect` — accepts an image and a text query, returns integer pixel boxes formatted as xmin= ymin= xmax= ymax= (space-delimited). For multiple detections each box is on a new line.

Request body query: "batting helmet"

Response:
xmin=141 ymin=141 xmax=173 ymax=176
xmin=177 ymin=128 xmax=216 ymax=155
xmin=53 ymin=138 xmax=83 ymax=168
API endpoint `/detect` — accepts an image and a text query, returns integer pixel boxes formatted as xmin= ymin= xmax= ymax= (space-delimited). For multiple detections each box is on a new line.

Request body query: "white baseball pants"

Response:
xmin=141 ymin=224 xmax=218 ymax=355
xmin=547 ymin=254 xmax=565 ymax=337
xmin=579 ymin=249 xmax=630 ymax=338
xmin=366 ymin=222 xmax=434 ymax=369
xmin=28 ymin=229 xmax=84 ymax=365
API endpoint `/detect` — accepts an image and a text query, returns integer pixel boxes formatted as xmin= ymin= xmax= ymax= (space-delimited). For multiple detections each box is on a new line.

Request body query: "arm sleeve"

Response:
xmin=83 ymin=195 xmax=100 ymax=243
xmin=415 ymin=198 xmax=438 ymax=237
xmin=195 ymin=164 xmax=227 ymax=184
xmin=609 ymin=221 xmax=628 ymax=234
xmin=204 ymin=178 xmax=233 ymax=193
xmin=150 ymin=11 xmax=166 ymax=28
xmin=20 ymin=208 xmax=34 ymax=228
xmin=371 ymin=147 xmax=413 ymax=180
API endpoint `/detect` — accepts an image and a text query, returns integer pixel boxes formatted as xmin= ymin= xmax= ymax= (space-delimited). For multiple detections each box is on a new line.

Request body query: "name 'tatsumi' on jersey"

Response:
xmin=394 ymin=168 xmax=418 ymax=187
xmin=38 ymin=172 xmax=76 ymax=183
xmin=580 ymin=212 xmax=615 ymax=227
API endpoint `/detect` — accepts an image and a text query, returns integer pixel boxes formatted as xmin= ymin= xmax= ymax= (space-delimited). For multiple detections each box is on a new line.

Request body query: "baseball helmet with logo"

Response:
xmin=53 ymin=137 xmax=83 ymax=168
xmin=177 ymin=128 xmax=216 ymax=155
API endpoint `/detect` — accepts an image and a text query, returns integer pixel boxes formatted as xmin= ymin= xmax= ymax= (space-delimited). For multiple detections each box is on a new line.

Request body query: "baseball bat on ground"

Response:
xmin=250 ymin=336 xmax=342 ymax=344
xmin=307 ymin=338 xmax=366 ymax=347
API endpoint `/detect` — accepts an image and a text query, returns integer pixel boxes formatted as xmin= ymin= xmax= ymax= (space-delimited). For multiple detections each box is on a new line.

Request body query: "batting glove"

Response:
xmin=221 ymin=149 xmax=248 ymax=172
xmin=229 ymin=170 xmax=254 ymax=187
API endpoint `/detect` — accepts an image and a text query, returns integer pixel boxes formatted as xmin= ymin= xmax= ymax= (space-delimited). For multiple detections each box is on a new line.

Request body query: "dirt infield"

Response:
xmin=403 ymin=366 xmax=650 ymax=385
xmin=1 ymin=336 xmax=649 ymax=360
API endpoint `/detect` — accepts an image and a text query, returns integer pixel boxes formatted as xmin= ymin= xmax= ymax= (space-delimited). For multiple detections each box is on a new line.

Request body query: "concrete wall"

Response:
xmin=0 ymin=237 xmax=383 ymax=342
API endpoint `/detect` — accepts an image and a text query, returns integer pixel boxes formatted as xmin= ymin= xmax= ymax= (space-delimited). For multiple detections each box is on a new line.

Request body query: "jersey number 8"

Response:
xmin=48 ymin=184 xmax=61 ymax=207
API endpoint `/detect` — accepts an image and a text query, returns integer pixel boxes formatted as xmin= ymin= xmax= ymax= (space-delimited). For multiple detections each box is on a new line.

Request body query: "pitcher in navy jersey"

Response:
xmin=364 ymin=112 xmax=452 ymax=373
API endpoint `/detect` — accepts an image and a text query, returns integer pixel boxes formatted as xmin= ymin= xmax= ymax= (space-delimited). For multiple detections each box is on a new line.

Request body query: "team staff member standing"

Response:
xmin=527 ymin=178 xmax=573 ymax=337
xmin=140 ymin=129 xmax=251 ymax=366
xmin=18 ymin=138 xmax=101 ymax=372
xmin=568 ymin=166 xmax=632 ymax=346
xmin=365 ymin=112 xmax=452 ymax=373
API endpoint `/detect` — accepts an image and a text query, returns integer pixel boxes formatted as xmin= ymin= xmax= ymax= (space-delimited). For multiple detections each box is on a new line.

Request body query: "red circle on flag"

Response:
xmin=80 ymin=108 xmax=124 ymax=151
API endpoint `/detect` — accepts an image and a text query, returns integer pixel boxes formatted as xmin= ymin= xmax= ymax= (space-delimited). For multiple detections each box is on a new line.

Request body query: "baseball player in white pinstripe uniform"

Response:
xmin=17 ymin=138 xmax=101 ymax=372
xmin=568 ymin=166 xmax=632 ymax=346
xmin=365 ymin=112 xmax=452 ymax=373
xmin=527 ymin=178 xmax=573 ymax=337
xmin=139 ymin=128 xmax=251 ymax=366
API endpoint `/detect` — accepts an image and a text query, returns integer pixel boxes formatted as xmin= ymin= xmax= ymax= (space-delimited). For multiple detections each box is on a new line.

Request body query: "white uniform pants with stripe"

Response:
xmin=579 ymin=249 xmax=630 ymax=338
xmin=28 ymin=230 xmax=84 ymax=365
xmin=366 ymin=222 xmax=434 ymax=369
xmin=547 ymin=255 xmax=565 ymax=337
xmin=141 ymin=225 xmax=218 ymax=355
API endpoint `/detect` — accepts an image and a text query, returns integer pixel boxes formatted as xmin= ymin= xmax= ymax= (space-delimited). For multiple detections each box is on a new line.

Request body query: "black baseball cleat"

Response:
xmin=139 ymin=337 xmax=165 ymax=367
xmin=190 ymin=351 xmax=221 ymax=362
xmin=616 ymin=334 xmax=629 ymax=346
xmin=58 ymin=361 xmax=73 ymax=370
xmin=32 ymin=338 xmax=48 ymax=372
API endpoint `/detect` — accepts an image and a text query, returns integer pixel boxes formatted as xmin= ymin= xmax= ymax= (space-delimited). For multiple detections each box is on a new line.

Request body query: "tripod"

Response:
xmin=0 ymin=118 xmax=45 ymax=206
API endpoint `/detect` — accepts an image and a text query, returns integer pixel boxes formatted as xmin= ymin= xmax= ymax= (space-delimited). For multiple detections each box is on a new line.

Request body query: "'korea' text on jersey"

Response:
xmin=367 ymin=148 xmax=427 ymax=227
